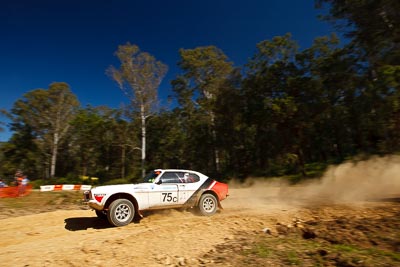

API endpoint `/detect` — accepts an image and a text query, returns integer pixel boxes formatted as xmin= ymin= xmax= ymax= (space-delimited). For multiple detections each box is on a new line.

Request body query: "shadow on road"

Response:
xmin=64 ymin=217 xmax=112 ymax=231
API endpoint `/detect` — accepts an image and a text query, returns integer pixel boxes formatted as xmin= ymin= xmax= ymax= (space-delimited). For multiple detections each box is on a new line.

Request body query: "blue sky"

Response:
xmin=0 ymin=0 xmax=334 ymax=141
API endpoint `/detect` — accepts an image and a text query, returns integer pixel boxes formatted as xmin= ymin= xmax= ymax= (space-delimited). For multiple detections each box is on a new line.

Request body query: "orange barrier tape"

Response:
xmin=39 ymin=184 xmax=92 ymax=191
xmin=53 ymin=185 xmax=63 ymax=191
xmin=0 ymin=185 xmax=33 ymax=198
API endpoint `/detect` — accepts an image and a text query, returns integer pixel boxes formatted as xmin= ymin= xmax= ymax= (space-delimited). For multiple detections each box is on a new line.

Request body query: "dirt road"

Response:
xmin=0 ymin=187 xmax=399 ymax=267
xmin=0 ymin=186 xmax=294 ymax=266
xmin=0 ymin=157 xmax=399 ymax=266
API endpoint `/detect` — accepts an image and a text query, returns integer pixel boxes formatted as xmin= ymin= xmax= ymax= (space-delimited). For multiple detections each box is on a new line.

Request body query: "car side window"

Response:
xmin=177 ymin=172 xmax=200 ymax=183
xmin=160 ymin=172 xmax=181 ymax=184
xmin=187 ymin=173 xmax=200 ymax=183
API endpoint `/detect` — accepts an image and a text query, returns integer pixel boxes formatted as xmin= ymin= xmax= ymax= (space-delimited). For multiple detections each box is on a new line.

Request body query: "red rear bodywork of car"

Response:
xmin=211 ymin=181 xmax=229 ymax=201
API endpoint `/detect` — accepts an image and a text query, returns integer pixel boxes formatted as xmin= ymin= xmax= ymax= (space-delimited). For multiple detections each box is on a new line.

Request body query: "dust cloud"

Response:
xmin=230 ymin=155 xmax=400 ymax=206
xmin=296 ymin=155 xmax=400 ymax=203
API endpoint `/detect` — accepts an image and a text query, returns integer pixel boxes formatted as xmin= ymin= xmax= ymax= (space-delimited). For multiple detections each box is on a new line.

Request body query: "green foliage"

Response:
xmin=67 ymin=106 xmax=131 ymax=181
xmin=245 ymin=243 xmax=271 ymax=258
xmin=173 ymin=46 xmax=236 ymax=175
xmin=4 ymin=83 xmax=80 ymax=178
xmin=29 ymin=179 xmax=47 ymax=189
xmin=103 ymin=178 xmax=131 ymax=185
xmin=1 ymin=1 xmax=399 ymax=181
xmin=238 ymin=234 xmax=400 ymax=266
xmin=333 ymin=244 xmax=400 ymax=262
xmin=285 ymin=251 xmax=301 ymax=265
xmin=54 ymin=174 xmax=81 ymax=185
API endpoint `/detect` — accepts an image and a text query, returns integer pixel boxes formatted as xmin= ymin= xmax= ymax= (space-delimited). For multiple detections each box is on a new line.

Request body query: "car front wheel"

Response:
xmin=198 ymin=193 xmax=218 ymax=216
xmin=107 ymin=199 xmax=135 ymax=227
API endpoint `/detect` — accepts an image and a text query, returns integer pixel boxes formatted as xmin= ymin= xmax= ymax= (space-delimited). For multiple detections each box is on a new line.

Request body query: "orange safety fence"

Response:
xmin=0 ymin=185 xmax=33 ymax=198
xmin=53 ymin=184 xmax=63 ymax=191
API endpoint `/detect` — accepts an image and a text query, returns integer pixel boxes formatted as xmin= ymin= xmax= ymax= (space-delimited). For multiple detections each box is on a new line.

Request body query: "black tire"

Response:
xmin=95 ymin=210 xmax=107 ymax=219
xmin=107 ymin=199 xmax=135 ymax=227
xmin=198 ymin=193 xmax=218 ymax=216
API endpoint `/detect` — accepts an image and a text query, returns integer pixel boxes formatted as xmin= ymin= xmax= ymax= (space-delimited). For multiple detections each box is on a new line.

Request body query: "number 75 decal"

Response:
xmin=162 ymin=192 xmax=178 ymax=202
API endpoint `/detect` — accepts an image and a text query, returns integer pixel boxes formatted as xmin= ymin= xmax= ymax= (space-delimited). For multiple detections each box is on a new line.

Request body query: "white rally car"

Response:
xmin=83 ymin=169 xmax=229 ymax=227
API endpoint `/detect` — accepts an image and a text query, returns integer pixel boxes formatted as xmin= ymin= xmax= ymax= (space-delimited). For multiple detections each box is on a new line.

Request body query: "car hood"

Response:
xmin=91 ymin=183 xmax=154 ymax=193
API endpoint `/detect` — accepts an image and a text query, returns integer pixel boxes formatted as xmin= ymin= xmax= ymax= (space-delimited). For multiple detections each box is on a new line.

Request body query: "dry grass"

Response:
xmin=0 ymin=191 xmax=85 ymax=219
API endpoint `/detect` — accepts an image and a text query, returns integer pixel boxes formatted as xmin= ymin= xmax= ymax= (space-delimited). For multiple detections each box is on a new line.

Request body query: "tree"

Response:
xmin=0 ymin=124 xmax=40 ymax=179
xmin=176 ymin=46 xmax=234 ymax=173
xmin=9 ymin=82 xmax=79 ymax=178
xmin=67 ymin=106 xmax=138 ymax=181
xmin=243 ymin=34 xmax=303 ymax=175
xmin=317 ymin=0 xmax=400 ymax=66
xmin=110 ymin=108 xmax=140 ymax=180
xmin=317 ymin=0 xmax=400 ymax=153
xmin=107 ymin=43 xmax=168 ymax=178
xmin=146 ymin=110 xmax=186 ymax=170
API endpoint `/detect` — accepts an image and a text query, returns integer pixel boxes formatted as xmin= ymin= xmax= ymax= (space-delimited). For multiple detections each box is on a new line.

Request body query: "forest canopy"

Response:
xmin=0 ymin=0 xmax=399 ymax=183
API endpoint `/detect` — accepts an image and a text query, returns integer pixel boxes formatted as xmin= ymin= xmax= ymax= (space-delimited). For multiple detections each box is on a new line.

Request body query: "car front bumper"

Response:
xmin=83 ymin=190 xmax=104 ymax=210
xmin=85 ymin=200 xmax=104 ymax=210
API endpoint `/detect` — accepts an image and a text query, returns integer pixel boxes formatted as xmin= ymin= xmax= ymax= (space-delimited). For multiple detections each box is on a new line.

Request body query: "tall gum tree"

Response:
xmin=177 ymin=46 xmax=234 ymax=173
xmin=108 ymin=43 xmax=168 ymax=178
xmin=10 ymin=82 xmax=79 ymax=178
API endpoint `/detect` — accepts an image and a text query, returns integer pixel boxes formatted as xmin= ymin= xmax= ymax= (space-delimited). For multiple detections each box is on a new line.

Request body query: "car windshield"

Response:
xmin=143 ymin=171 xmax=160 ymax=183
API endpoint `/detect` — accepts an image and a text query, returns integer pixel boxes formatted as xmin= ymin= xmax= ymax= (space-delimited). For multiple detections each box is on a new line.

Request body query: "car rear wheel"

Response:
xmin=107 ymin=199 xmax=135 ymax=227
xmin=198 ymin=193 xmax=218 ymax=216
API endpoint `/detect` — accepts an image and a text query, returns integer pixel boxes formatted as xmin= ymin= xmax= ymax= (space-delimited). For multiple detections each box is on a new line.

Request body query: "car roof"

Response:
xmin=154 ymin=169 xmax=205 ymax=175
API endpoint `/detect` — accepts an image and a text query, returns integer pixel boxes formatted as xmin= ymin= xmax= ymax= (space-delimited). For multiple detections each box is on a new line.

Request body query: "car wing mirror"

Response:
xmin=156 ymin=179 xmax=162 ymax=185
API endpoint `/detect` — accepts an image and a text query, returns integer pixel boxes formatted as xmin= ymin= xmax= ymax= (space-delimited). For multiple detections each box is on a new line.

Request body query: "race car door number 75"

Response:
xmin=162 ymin=192 xmax=178 ymax=203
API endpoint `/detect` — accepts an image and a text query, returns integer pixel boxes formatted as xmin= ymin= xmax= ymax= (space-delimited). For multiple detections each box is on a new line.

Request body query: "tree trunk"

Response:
xmin=121 ymin=145 xmax=126 ymax=179
xmin=51 ymin=132 xmax=59 ymax=178
xmin=296 ymin=147 xmax=306 ymax=177
xmin=141 ymin=105 xmax=146 ymax=178
xmin=210 ymin=111 xmax=220 ymax=173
